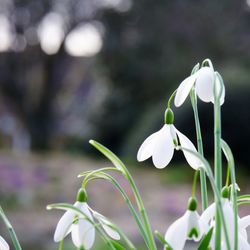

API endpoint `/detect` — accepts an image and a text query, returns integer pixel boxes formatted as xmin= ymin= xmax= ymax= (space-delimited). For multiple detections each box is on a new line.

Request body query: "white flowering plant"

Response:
xmin=1 ymin=59 xmax=250 ymax=250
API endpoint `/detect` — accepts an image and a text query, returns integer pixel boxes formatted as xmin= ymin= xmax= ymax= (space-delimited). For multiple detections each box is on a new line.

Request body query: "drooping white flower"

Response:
xmin=200 ymin=198 xmax=250 ymax=250
xmin=137 ymin=123 xmax=201 ymax=169
xmin=174 ymin=66 xmax=225 ymax=107
xmin=54 ymin=201 xmax=95 ymax=249
xmin=164 ymin=198 xmax=203 ymax=250
xmin=0 ymin=235 xmax=9 ymax=250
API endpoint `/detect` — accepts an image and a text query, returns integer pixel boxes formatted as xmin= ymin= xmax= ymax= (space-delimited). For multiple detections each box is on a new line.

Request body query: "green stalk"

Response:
xmin=126 ymin=172 xmax=157 ymax=250
xmin=214 ymin=73 xmax=223 ymax=249
xmin=0 ymin=206 xmax=22 ymax=250
xmin=221 ymin=139 xmax=238 ymax=250
xmin=82 ymin=173 xmax=149 ymax=248
xmin=89 ymin=140 xmax=157 ymax=250
xmin=58 ymin=240 xmax=64 ymax=250
xmin=190 ymin=89 xmax=208 ymax=210
xmin=177 ymin=146 xmax=230 ymax=249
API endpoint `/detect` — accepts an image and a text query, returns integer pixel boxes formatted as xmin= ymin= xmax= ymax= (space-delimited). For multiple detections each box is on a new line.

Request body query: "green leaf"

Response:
xmin=109 ymin=240 xmax=126 ymax=250
xmin=89 ymin=140 xmax=127 ymax=174
xmin=198 ymin=227 xmax=213 ymax=250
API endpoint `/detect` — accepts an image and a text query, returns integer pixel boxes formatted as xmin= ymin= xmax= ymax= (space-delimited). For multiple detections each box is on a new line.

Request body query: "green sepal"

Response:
xmin=77 ymin=188 xmax=88 ymax=202
xmin=164 ymin=108 xmax=174 ymax=124
xmin=187 ymin=197 xmax=197 ymax=211
xmin=198 ymin=227 xmax=213 ymax=250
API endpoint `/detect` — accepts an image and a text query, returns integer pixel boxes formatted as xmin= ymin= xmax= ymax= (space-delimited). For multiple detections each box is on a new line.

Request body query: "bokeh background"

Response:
xmin=0 ymin=0 xmax=250 ymax=249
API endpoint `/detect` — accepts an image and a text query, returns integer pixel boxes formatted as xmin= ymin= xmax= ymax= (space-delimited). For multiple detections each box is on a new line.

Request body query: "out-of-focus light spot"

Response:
xmin=65 ymin=23 xmax=103 ymax=57
xmin=246 ymin=0 xmax=250 ymax=7
xmin=25 ymin=27 xmax=39 ymax=46
xmin=38 ymin=12 xmax=65 ymax=55
xmin=12 ymin=34 xmax=27 ymax=52
xmin=94 ymin=0 xmax=132 ymax=12
xmin=0 ymin=15 xmax=13 ymax=52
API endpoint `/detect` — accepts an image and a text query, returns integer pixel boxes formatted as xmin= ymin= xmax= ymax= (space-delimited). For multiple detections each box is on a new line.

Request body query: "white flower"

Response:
xmin=0 ymin=235 xmax=9 ymax=250
xmin=137 ymin=124 xmax=201 ymax=169
xmin=174 ymin=66 xmax=225 ymax=107
xmin=164 ymin=210 xmax=203 ymax=250
xmin=200 ymin=198 xmax=250 ymax=250
xmin=54 ymin=201 xmax=95 ymax=249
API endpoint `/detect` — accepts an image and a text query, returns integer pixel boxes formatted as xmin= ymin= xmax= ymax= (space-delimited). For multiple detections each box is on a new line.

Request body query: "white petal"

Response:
xmin=238 ymin=234 xmax=250 ymax=250
xmin=175 ymin=128 xmax=201 ymax=170
xmin=239 ymin=215 xmax=250 ymax=231
xmin=93 ymin=212 xmax=120 ymax=240
xmin=102 ymin=224 xmax=120 ymax=240
xmin=0 ymin=236 xmax=9 ymax=250
xmin=195 ymin=67 xmax=214 ymax=103
xmin=222 ymin=199 xmax=234 ymax=249
xmin=187 ymin=211 xmax=203 ymax=241
xmin=71 ymin=218 xmax=95 ymax=249
xmin=200 ymin=202 xmax=216 ymax=233
xmin=211 ymin=74 xmax=225 ymax=105
xmin=165 ymin=211 xmax=189 ymax=250
xmin=174 ymin=74 xmax=196 ymax=107
xmin=137 ymin=131 xmax=159 ymax=162
xmin=152 ymin=125 xmax=175 ymax=169
xmin=54 ymin=209 xmax=75 ymax=242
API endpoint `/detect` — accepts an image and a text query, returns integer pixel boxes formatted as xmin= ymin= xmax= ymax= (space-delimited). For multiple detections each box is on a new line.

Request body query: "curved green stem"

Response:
xmin=89 ymin=140 xmax=157 ymax=250
xmin=0 ymin=206 xmax=22 ymax=250
xmin=190 ymin=89 xmax=208 ymax=210
xmin=82 ymin=173 xmax=149 ymax=249
xmin=167 ymin=90 xmax=177 ymax=108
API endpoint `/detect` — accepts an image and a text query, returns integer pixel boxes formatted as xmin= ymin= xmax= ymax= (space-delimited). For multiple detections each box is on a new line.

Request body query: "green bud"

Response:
xmin=221 ymin=186 xmax=229 ymax=198
xmin=164 ymin=108 xmax=174 ymax=124
xmin=76 ymin=188 xmax=88 ymax=202
xmin=187 ymin=197 xmax=197 ymax=211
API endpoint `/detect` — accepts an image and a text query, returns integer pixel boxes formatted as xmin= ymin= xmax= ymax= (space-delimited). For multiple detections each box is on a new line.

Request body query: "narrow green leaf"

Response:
xmin=198 ymin=227 xmax=213 ymax=250
xmin=89 ymin=140 xmax=127 ymax=174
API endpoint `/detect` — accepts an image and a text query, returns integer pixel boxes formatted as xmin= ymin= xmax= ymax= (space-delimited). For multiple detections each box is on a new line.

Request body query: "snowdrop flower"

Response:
xmin=0 ymin=235 xmax=9 ymax=250
xmin=54 ymin=188 xmax=95 ymax=249
xmin=200 ymin=196 xmax=250 ymax=250
xmin=137 ymin=108 xmax=201 ymax=169
xmin=164 ymin=197 xmax=204 ymax=250
xmin=174 ymin=62 xmax=225 ymax=107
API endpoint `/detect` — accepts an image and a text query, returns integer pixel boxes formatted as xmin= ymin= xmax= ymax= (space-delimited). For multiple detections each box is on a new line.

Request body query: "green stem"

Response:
xmin=0 ymin=206 xmax=22 ymax=250
xmin=82 ymin=173 xmax=149 ymax=249
xmin=125 ymin=172 xmax=157 ymax=250
xmin=214 ymin=73 xmax=223 ymax=249
xmin=225 ymin=164 xmax=230 ymax=187
xmin=190 ymin=89 xmax=208 ymax=210
xmin=177 ymin=146 xmax=230 ymax=250
xmin=167 ymin=90 xmax=177 ymax=108
xmin=221 ymin=139 xmax=238 ymax=250
xmin=192 ymin=170 xmax=199 ymax=197
xmin=59 ymin=240 xmax=64 ymax=250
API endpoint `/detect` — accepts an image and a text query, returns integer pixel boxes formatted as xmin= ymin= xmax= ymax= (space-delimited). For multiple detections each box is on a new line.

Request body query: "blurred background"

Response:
xmin=0 ymin=0 xmax=250 ymax=249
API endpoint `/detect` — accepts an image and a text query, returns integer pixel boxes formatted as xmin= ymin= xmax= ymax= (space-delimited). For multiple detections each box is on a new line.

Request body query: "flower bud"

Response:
xmin=76 ymin=188 xmax=88 ymax=202
xmin=187 ymin=197 xmax=197 ymax=211
xmin=221 ymin=186 xmax=229 ymax=198
xmin=164 ymin=108 xmax=174 ymax=124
